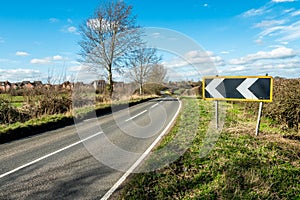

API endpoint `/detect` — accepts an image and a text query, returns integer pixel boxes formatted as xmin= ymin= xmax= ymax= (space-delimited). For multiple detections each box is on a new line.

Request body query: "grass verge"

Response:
xmin=118 ymin=99 xmax=300 ymax=200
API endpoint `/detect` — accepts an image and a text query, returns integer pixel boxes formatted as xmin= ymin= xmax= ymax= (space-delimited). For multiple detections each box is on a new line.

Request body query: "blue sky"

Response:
xmin=1 ymin=0 xmax=300 ymax=83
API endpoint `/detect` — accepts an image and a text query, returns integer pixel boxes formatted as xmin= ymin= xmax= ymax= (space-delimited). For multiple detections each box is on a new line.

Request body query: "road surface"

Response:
xmin=0 ymin=97 xmax=181 ymax=200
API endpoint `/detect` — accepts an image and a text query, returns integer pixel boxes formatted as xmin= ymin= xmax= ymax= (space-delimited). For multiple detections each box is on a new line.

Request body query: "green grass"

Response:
xmin=0 ymin=94 xmax=24 ymax=102
xmin=0 ymin=94 xmax=24 ymax=108
xmin=118 ymin=99 xmax=300 ymax=200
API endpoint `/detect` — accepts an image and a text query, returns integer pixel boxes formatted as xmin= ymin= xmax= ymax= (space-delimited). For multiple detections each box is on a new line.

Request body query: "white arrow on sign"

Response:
xmin=237 ymin=78 xmax=258 ymax=99
xmin=205 ymin=78 xmax=224 ymax=98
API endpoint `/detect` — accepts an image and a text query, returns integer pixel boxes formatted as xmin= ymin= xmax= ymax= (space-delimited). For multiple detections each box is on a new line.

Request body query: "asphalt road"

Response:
xmin=0 ymin=97 xmax=181 ymax=200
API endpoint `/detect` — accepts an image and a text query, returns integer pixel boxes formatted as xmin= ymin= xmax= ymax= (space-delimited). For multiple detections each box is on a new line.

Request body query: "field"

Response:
xmin=0 ymin=94 xmax=24 ymax=108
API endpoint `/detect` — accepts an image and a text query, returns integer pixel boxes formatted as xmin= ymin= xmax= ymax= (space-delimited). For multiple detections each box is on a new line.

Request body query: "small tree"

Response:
xmin=127 ymin=48 xmax=161 ymax=95
xmin=78 ymin=1 xmax=141 ymax=97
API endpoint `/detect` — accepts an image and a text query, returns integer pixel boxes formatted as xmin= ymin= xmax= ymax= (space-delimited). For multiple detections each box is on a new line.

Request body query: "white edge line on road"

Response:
xmin=150 ymin=103 xmax=159 ymax=109
xmin=101 ymin=98 xmax=182 ymax=200
xmin=125 ymin=110 xmax=148 ymax=122
xmin=0 ymin=131 xmax=103 ymax=179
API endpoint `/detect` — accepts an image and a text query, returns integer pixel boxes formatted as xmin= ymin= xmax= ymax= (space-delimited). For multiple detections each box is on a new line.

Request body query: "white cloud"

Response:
xmin=68 ymin=65 xmax=89 ymax=72
xmin=242 ymin=7 xmax=270 ymax=17
xmin=220 ymin=51 xmax=230 ymax=55
xmin=279 ymin=21 xmax=300 ymax=41
xmin=258 ymin=25 xmax=285 ymax=38
xmin=67 ymin=26 xmax=77 ymax=33
xmin=291 ymin=10 xmax=300 ymax=16
xmin=272 ymin=0 xmax=295 ymax=2
xmin=53 ymin=55 xmax=63 ymax=61
xmin=0 ymin=37 xmax=4 ymax=43
xmin=30 ymin=58 xmax=52 ymax=64
xmin=16 ymin=51 xmax=30 ymax=56
xmin=225 ymin=66 xmax=246 ymax=72
xmin=283 ymin=8 xmax=295 ymax=13
xmin=249 ymin=1 xmax=300 ymax=43
xmin=229 ymin=46 xmax=296 ymax=65
xmin=30 ymin=55 xmax=64 ymax=64
xmin=254 ymin=20 xmax=286 ymax=28
xmin=67 ymin=18 xmax=73 ymax=24
xmin=219 ymin=57 xmax=300 ymax=77
xmin=49 ymin=18 xmax=59 ymax=23
xmin=151 ymin=32 xmax=161 ymax=39
xmin=161 ymin=50 xmax=222 ymax=80
xmin=164 ymin=50 xmax=224 ymax=68
xmin=0 ymin=68 xmax=41 ymax=81
xmin=256 ymin=21 xmax=300 ymax=42
xmin=61 ymin=26 xmax=78 ymax=34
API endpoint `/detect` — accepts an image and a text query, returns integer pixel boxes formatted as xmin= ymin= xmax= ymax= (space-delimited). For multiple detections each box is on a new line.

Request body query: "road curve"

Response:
xmin=0 ymin=97 xmax=180 ymax=200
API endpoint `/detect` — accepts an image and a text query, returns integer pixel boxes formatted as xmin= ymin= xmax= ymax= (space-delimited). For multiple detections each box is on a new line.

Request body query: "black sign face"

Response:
xmin=203 ymin=76 xmax=273 ymax=102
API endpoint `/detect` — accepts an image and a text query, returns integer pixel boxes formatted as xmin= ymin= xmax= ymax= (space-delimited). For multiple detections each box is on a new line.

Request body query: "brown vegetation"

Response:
xmin=0 ymin=88 xmax=72 ymax=125
xmin=244 ymin=78 xmax=300 ymax=131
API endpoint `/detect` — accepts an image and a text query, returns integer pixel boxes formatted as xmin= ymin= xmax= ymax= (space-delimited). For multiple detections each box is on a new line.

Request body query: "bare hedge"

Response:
xmin=245 ymin=78 xmax=300 ymax=130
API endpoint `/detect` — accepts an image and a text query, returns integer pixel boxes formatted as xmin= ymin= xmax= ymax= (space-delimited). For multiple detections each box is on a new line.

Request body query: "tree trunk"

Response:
xmin=139 ymin=84 xmax=143 ymax=96
xmin=108 ymin=67 xmax=113 ymax=98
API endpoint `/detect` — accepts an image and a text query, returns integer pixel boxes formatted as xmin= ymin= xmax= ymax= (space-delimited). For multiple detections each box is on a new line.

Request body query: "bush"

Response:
xmin=0 ymin=98 xmax=30 ymax=124
xmin=244 ymin=78 xmax=300 ymax=130
xmin=19 ymin=88 xmax=72 ymax=118
xmin=265 ymin=78 xmax=300 ymax=129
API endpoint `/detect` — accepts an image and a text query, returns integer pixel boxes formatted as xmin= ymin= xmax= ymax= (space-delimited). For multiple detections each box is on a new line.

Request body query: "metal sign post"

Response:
xmin=215 ymin=101 xmax=219 ymax=129
xmin=255 ymin=102 xmax=263 ymax=136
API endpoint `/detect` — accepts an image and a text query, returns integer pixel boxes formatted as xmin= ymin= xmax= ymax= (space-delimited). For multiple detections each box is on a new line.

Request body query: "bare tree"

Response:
xmin=78 ymin=1 xmax=141 ymax=97
xmin=127 ymin=48 xmax=161 ymax=95
xmin=147 ymin=64 xmax=167 ymax=83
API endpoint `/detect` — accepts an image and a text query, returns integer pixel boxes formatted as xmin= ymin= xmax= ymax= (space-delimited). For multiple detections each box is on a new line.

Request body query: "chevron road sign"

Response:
xmin=203 ymin=76 xmax=273 ymax=102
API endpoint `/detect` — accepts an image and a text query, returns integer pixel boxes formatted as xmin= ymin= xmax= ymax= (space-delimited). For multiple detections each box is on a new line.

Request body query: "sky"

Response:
xmin=1 ymin=0 xmax=300 ymax=83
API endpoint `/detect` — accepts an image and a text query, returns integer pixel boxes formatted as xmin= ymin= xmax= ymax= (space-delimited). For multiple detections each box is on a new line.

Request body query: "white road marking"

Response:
xmin=101 ymin=98 xmax=182 ymax=200
xmin=0 ymin=131 xmax=104 ymax=179
xmin=150 ymin=103 xmax=159 ymax=109
xmin=125 ymin=110 xmax=148 ymax=122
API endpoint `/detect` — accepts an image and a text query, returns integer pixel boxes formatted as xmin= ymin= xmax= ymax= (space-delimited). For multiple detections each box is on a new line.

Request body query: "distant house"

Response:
xmin=44 ymin=83 xmax=52 ymax=89
xmin=22 ymin=81 xmax=34 ymax=89
xmin=61 ymin=81 xmax=73 ymax=90
xmin=33 ymin=81 xmax=43 ymax=88
xmin=11 ymin=82 xmax=23 ymax=90
xmin=92 ymin=80 xmax=106 ymax=92
xmin=0 ymin=81 xmax=11 ymax=92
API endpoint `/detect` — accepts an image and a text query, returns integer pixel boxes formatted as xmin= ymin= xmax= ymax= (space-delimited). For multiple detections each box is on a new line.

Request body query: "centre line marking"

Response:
xmin=0 ymin=131 xmax=103 ymax=179
xmin=150 ymin=103 xmax=159 ymax=109
xmin=125 ymin=110 xmax=147 ymax=122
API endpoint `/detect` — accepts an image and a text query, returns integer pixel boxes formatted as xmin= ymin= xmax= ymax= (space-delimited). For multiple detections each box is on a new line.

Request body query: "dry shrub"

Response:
xmin=244 ymin=78 xmax=300 ymax=130
xmin=20 ymin=88 xmax=72 ymax=118
xmin=143 ymin=83 xmax=168 ymax=95
xmin=0 ymin=98 xmax=30 ymax=124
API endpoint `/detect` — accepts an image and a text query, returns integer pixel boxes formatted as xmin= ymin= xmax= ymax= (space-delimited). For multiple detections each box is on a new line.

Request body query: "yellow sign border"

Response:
xmin=202 ymin=76 xmax=273 ymax=102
